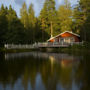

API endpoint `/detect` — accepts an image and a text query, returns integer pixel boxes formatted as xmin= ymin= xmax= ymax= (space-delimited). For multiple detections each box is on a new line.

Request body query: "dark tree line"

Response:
xmin=0 ymin=4 xmax=48 ymax=47
xmin=0 ymin=0 xmax=90 ymax=47
xmin=73 ymin=0 xmax=90 ymax=42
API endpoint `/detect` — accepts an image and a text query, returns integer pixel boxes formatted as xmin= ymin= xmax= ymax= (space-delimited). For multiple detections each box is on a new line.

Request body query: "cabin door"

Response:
xmin=60 ymin=38 xmax=64 ymax=44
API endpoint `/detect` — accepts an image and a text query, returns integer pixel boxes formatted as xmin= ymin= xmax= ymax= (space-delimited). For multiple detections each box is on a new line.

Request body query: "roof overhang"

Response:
xmin=47 ymin=37 xmax=55 ymax=42
xmin=47 ymin=31 xmax=80 ymax=42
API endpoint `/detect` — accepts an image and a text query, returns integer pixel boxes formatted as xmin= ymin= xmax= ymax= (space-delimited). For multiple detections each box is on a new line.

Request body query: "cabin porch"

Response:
xmin=37 ymin=42 xmax=83 ymax=48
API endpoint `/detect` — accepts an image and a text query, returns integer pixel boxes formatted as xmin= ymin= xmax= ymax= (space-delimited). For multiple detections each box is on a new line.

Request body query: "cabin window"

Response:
xmin=63 ymin=37 xmax=75 ymax=43
xmin=59 ymin=37 xmax=75 ymax=43
xmin=60 ymin=38 xmax=64 ymax=42
xmin=55 ymin=38 xmax=58 ymax=42
xmin=70 ymin=37 xmax=75 ymax=42
xmin=64 ymin=38 xmax=70 ymax=43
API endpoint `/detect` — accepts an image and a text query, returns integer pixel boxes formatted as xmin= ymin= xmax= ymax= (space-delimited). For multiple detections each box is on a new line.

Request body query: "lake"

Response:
xmin=0 ymin=52 xmax=90 ymax=90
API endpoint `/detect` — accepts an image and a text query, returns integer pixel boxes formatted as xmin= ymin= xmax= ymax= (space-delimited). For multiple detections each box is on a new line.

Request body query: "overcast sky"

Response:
xmin=0 ymin=0 xmax=78 ymax=17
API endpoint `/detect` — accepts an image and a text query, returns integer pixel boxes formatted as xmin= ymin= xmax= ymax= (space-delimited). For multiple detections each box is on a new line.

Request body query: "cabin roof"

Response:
xmin=47 ymin=31 xmax=80 ymax=41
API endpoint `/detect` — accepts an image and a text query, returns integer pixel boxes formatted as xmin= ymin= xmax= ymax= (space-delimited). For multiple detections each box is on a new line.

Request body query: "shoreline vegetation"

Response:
xmin=39 ymin=44 xmax=90 ymax=54
xmin=0 ymin=48 xmax=38 ymax=53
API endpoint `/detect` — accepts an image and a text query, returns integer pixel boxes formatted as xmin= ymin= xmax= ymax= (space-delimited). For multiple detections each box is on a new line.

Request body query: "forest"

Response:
xmin=0 ymin=0 xmax=90 ymax=47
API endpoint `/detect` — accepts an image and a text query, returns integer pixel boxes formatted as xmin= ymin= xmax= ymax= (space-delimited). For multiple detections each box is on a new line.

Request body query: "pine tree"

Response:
xmin=73 ymin=0 xmax=90 ymax=42
xmin=73 ymin=5 xmax=85 ymax=34
xmin=20 ymin=2 xmax=29 ymax=29
xmin=28 ymin=3 xmax=36 ymax=43
xmin=58 ymin=0 xmax=72 ymax=32
xmin=3 ymin=5 xmax=25 ymax=44
xmin=79 ymin=0 xmax=90 ymax=42
xmin=39 ymin=0 xmax=57 ymax=40
xmin=7 ymin=5 xmax=17 ymax=21
xmin=0 ymin=5 xmax=8 ymax=47
xmin=28 ymin=4 xmax=36 ymax=28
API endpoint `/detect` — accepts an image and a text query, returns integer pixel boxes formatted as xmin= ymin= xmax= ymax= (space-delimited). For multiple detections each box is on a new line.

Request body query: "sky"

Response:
xmin=0 ymin=0 xmax=78 ymax=17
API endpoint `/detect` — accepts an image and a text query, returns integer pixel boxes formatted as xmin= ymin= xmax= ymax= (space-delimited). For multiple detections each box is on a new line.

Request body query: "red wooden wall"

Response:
xmin=48 ymin=32 xmax=80 ymax=42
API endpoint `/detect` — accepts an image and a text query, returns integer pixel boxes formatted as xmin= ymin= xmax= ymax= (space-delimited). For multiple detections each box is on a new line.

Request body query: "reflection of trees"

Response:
xmin=83 ymin=54 xmax=90 ymax=90
xmin=0 ymin=54 xmax=59 ymax=89
xmin=0 ymin=57 xmax=25 ymax=88
xmin=73 ymin=60 xmax=83 ymax=89
xmin=39 ymin=59 xmax=57 ymax=90
xmin=58 ymin=66 xmax=72 ymax=89
xmin=72 ymin=53 xmax=90 ymax=90
xmin=0 ymin=52 xmax=89 ymax=90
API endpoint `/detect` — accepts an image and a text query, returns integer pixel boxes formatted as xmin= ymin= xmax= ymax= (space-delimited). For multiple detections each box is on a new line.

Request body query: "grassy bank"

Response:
xmin=0 ymin=48 xmax=39 ymax=53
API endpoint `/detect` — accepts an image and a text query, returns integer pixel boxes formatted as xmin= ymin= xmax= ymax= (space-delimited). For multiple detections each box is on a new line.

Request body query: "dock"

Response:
xmin=4 ymin=42 xmax=83 ymax=49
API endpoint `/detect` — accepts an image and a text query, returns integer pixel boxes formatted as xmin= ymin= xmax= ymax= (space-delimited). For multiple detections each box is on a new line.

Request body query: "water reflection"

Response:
xmin=0 ymin=52 xmax=90 ymax=90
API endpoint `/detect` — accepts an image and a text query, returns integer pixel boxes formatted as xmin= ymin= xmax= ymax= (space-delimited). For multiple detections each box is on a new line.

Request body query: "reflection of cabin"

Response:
xmin=61 ymin=60 xmax=74 ymax=67
xmin=47 ymin=31 xmax=80 ymax=44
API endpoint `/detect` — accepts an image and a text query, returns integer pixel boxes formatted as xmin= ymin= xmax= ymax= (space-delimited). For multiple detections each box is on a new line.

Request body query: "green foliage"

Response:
xmin=83 ymin=42 xmax=90 ymax=49
xmin=73 ymin=6 xmax=85 ymax=34
xmin=0 ymin=5 xmax=8 ymax=47
xmin=71 ymin=44 xmax=83 ymax=50
xmin=0 ymin=0 xmax=90 ymax=48
xmin=80 ymin=0 xmax=90 ymax=42
xmin=73 ymin=0 xmax=90 ymax=42
xmin=28 ymin=4 xmax=36 ymax=43
xmin=20 ymin=2 xmax=29 ymax=29
xmin=39 ymin=0 xmax=58 ymax=39
xmin=0 ymin=3 xmax=49 ymax=47
xmin=57 ymin=0 xmax=72 ymax=32
xmin=6 ymin=18 xmax=26 ymax=44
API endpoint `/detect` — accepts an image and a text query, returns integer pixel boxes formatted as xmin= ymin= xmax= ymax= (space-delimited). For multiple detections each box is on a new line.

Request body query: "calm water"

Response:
xmin=0 ymin=52 xmax=90 ymax=90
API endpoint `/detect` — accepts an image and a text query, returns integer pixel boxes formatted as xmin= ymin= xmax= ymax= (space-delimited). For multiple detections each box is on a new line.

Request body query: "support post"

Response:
xmin=51 ymin=21 xmax=53 ymax=38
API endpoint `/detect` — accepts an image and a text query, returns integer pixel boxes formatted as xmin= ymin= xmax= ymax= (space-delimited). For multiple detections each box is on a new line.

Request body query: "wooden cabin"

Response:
xmin=47 ymin=31 xmax=80 ymax=44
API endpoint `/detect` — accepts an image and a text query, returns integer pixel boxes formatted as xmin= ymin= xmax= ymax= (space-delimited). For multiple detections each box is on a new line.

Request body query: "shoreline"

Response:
xmin=0 ymin=48 xmax=39 ymax=53
xmin=0 ymin=47 xmax=89 ymax=55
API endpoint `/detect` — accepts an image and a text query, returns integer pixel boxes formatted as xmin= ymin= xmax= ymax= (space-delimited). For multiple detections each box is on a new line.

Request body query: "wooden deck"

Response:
xmin=4 ymin=42 xmax=83 ymax=49
xmin=37 ymin=43 xmax=69 ymax=48
xmin=37 ymin=42 xmax=83 ymax=48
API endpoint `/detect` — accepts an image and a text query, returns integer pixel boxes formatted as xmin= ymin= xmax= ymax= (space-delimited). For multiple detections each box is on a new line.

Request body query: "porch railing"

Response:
xmin=4 ymin=42 xmax=83 ymax=49
xmin=37 ymin=42 xmax=83 ymax=48
xmin=4 ymin=44 xmax=35 ymax=49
